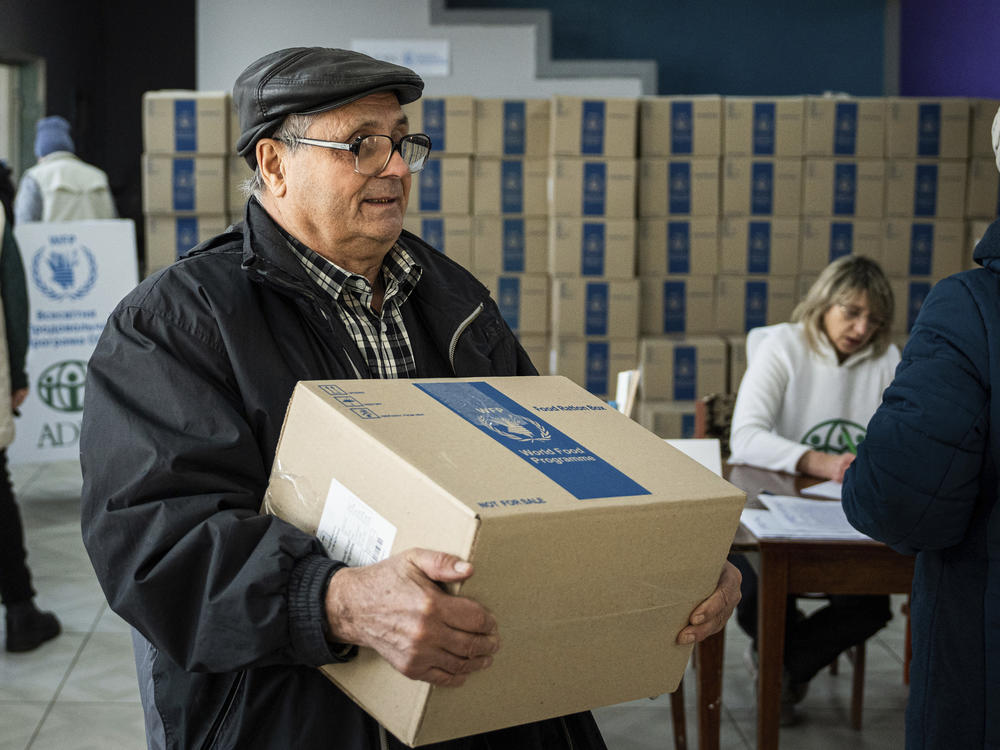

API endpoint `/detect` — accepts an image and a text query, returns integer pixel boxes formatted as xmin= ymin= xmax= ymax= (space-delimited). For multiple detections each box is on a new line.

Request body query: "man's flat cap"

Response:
xmin=234 ymin=47 xmax=424 ymax=168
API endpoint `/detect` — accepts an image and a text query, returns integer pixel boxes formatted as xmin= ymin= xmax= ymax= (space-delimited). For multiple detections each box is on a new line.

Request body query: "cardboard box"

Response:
xmin=970 ymin=220 xmax=993 ymax=260
xmin=473 ymin=158 xmax=548 ymax=216
xmin=550 ymin=336 xmax=640 ymax=398
xmin=144 ymin=214 xmax=228 ymax=274
xmin=889 ymin=277 xmax=935 ymax=335
xmin=727 ymin=335 xmax=748 ymax=392
xmin=548 ymin=218 xmax=636 ymax=278
xmin=885 ymin=97 xmax=970 ymax=159
xmin=475 ymin=99 xmax=550 ymax=157
xmin=719 ymin=217 xmax=800 ymax=275
xmin=403 ymin=96 xmax=476 ymax=154
xmin=482 ymin=274 xmax=549 ymax=335
xmin=472 ymin=217 xmax=548 ymax=275
xmin=723 ymin=97 xmax=805 ymax=157
xmin=403 ymin=214 xmax=474 ymax=270
xmin=638 ymin=336 xmax=727 ymax=402
xmin=800 ymin=158 xmax=885 ymax=218
xmin=637 ymin=218 xmax=719 ymax=276
xmin=714 ymin=275 xmax=797 ymax=334
xmin=228 ymin=155 xmax=251 ymax=214
xmin=638 ymin=158 xmax=721 ymax=217
xmin=882 ymin=220 xmax=965 ymax=280
xmin=721 ymin=158 xmax=803 ymax=216
xmin=965 ymin=157 xmax=1000 ymax=219
xmin=516 ymin=333 xmax=550 ymax=374
xmin=884 ymin=160 xmax=967 ymax=219
xmin=141 ymin=154 xmax=227 ymax=214
xmin=639 ymin=275 xmax=716 ymax=336
xmin=970 ymin=99 xmax=1000 ymax=157
xmin=548 ymin=158 xmax=637 ymax=219
xmin=142 ymin=90 xmax=230 ymax=154
xmin=550 ymin=278 xmax=640 ymax=339
xmin=636 ymin=400 xmax=697 ymax=439
xmin=410 ymin=156 xmax=473 ymax=215
xmin=803 ymin=97 xmax=885 ymax=158
xmin=639 ymin=96 xmax=723 ymax=157
xmin=799 ymin=218 xmax=884 ymax=274
xmin=263 ymin=376 xmax=743 ymax=745
xmin=549 ymin=96 xmax=638 ymax=158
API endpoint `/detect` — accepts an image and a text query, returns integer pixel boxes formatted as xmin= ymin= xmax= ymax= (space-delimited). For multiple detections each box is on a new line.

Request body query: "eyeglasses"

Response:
xmin=837 ymin=303 xmax=885 ymax=330
xmin=285 ymin=133 xmax=432 ymax=176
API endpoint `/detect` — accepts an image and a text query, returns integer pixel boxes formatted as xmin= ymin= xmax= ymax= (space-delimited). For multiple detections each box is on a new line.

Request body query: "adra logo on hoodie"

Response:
xmin=801 ymin=419 xmax=866 ymax=454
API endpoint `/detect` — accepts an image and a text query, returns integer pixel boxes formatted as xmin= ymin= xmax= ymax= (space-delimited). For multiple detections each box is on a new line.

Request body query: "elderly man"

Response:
xmin=80 ymin=48 xmax=739 ymax=749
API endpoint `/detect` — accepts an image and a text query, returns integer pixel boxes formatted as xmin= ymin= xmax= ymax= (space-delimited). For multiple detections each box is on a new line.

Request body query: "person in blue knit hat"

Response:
xmin=13 ymin=116 xmax=116 ymax=223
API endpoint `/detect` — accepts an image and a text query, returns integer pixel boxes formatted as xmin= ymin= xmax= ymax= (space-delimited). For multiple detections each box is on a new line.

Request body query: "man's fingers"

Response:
xmin=407 ymin=548 xmax=475 ymax=584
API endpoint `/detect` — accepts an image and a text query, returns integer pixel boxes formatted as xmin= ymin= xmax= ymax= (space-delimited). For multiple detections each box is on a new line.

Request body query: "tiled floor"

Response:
xmin=1 ymin=460 xmax=909 ymax=749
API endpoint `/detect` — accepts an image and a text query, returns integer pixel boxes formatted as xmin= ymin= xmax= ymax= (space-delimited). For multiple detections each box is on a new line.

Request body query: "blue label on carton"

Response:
xmin=424 ymin=99 xmax=446 ymax=152
xmin=907 ymin=281 xmax=931 ymax=332
xmin=909 ymin=223 xmax=934 ymax=276
xmin=745 ymin=280 xmax=768 ymax=331
xmin=747 ymin=221 xmax=772 ymax=274
xmin=671 ymin=101 xmax=693 ymax=154
xmin=750 ymin=162 xmax=774 ymax=215
xmin=581 ymin=222 xmax=606 ymax=276
xmin=172 ymin=158 xmax=195 ymax=211
xmin=501 ymin=160 xmax=523 ymax=214
xmin=681 ymin=413 xmax=696 ymax=439
xmin=753 ymin=102 xmax=776 ymax=155
xmin=419 ymin=160 xmax=442 ymax=212
xmin=173 ymin=100 xmax=197 ymax=152
xmin=585 ymin=341 xmax=610 ymax=395
xmin=422 ymin=218 xmax=445 ymax=255
xmin=175 ymin=216 xmax=198 ymax=259
xmin=667 ymin=221 xmax=690 ymax=273
xmin=584 ymin=282 xmax=609 ymax=336
xmin=669 ymin=162 xmax=692 ymax=214
xmin=914 ymin=163 xmax=938 ymax=217
xmin=663 ymin=280 xmax=686 ymax=333
xmin=833 ymin=102 xmax=858 ymax=155
xmin=414 ymin=381 xmax=650 ymax=500
xmin=673 ymin=345 xmax=697 ymax=400
xmin=502 ymin=219 xmax=525 ymax=272
xmin=581 ymin=100 xmax=606 ymax=154
xmin=497 ymin=276 xmax=520 ymax=331
xmin=917 ymin=103 xmax=941 ymax=157
xmin=503 ymin=101 xmax=526 ymax=155
xmin=830 ymin=222 xmax=854 ymax=262
xmin=833 ymin=163 xmax=857 ymax=215
xmin=582 ymin=162 xmax=607 ymax=215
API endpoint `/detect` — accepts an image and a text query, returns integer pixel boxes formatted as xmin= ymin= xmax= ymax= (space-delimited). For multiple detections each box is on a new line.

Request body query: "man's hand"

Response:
xmin=324 ymin=548 xmax=500 ymax=687
xmin=797 ymin=449 xmax=855 ymax=483
xmin=676 ymin=561 xmax=742 ymax=645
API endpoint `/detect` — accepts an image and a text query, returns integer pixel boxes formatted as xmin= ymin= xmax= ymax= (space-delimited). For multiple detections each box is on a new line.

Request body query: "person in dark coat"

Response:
xmin=841 ymin=107 xmax=1000 ymax=750
xmin=79 ymin=47 xmax=741 ymax=750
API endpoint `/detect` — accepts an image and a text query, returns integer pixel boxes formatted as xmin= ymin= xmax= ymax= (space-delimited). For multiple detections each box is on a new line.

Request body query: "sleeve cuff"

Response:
xmin=287 ymin=554 xmax=358 ymax=666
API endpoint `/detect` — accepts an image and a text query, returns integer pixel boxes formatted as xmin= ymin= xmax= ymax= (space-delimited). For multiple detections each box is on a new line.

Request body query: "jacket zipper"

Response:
xmin=201 ymin=670 xmax=246 ymax=750
xmin=559 ymin=716 xmax=575 ymax=750
xmin=448 ymin=303 xmax=484 ymax=373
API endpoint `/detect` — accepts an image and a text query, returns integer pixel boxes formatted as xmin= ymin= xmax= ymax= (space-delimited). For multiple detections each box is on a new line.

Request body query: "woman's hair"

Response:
xmin=242 ymin=113 xmax=316 ymax=200
xmin=792 ymin=255 xmax=894 ymax=356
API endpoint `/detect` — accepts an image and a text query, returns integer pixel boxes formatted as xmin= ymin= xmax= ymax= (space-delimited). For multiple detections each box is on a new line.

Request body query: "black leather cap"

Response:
xmin=234 ymin=47 xmax=424 ymax=168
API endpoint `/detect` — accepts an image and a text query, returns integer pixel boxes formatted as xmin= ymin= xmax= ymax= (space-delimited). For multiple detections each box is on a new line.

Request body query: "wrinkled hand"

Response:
xmin=676 ymin=561 xmax=742 ymax=645
xmin=324 ymin=548 xmax=500 ymax=687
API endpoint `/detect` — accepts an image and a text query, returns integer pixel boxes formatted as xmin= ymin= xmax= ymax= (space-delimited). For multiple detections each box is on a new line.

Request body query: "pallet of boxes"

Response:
xmin=141 ymin=90 xmax=231 ymax=277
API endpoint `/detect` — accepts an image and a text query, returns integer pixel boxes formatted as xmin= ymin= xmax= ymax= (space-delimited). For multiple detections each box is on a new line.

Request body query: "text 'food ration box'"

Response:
xmin=263 ymin=376 xmax=744 ymax=746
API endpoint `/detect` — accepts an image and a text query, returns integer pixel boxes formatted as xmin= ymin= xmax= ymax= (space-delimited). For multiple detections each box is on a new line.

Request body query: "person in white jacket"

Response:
xmin=728 ymin=255 xmax=899 ymax=725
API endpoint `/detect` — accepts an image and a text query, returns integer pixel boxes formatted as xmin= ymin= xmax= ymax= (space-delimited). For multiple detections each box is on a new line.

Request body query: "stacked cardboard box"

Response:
xmin=966 ymin=99 xmax=1000 ymax=263
xmin=141 ymin=91 xmax=231 ymax=276
xmin=547 ymin=97 xmax=640 ymax=399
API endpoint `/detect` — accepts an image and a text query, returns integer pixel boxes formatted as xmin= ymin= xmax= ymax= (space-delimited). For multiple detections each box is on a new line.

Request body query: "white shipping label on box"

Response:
xmin=318 ymin=477 xmax=397 ymax=567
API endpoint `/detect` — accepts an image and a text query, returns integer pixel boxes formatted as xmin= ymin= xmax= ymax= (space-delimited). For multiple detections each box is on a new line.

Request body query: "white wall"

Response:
xmin=196 ymin=0 xmax=648 ymax=97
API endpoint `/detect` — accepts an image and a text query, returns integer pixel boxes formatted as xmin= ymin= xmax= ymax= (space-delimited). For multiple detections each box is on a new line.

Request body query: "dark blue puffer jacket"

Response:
xmin=843 ymin=218 xmax=1000 ymax=750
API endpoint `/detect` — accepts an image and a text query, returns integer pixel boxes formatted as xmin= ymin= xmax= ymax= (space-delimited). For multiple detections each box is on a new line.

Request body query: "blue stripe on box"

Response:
xmin=501 ymin=160 xmax=523 ymax=214
xmin=667 ymin=221 xmax=690 ymax=274
xmin=585 ymin=341 xmax=610 ymax=396
xmin=497 ymin=276 xmax=520 ymax=331
xmin=173 ymin=100 xmax=196 ymax=152
xmin=581 ymin=222 xmax=606 ymax=276
xmin=750 ymin=162 xmax=774 ymax=215
xmin=422 ymin=218 xmax=445 ymax=255
xmin=909 ymin=223 xmax=934 ymax=276
xmin=669 ymin=162 xmax=691 ymax=214
xmin=175 ymin=216 xmax=198 ymax=259
xmin=681 ymin=413 xmax=696 ymax=439
xmin=753 ymin=102 xmax=776 ymax=155
xmin=663 ymin=280 xmax=686 ymax=333
xmin=830 ymin=222 xmax=854 ymax=263
xmin=833 ymin=163 xmax=857 ymax=215
xmin=414 ymin=381 xmax=650 ymax=500
xmin=419 ymin=160 xmax=442 ymax=212
xmin=673 ymin=345 xmax=696 ymax=401
xmin=747 ymin=221 xmax=771 ymax=274
xmin=503 ymin=101 xmax=526 ymax=155
xmin=917 ymin=104 xmax=941 ymax=157
xmin=914 ymin=163 xmax=938 ymax=217
xmin=670 ymin=101 xmax=693 ymax=154
xmin=907 ymin=282 xmax=931 ymax=332
xmin=582 ymin=162 xmax=607 ymax=215
xmin=424 ymin=99 xmax=446 ymax=152
xmin=833 ymin=102 xmax=858 ymax=155
xmin=581 ymin=100 xmax=606 ymax=154
xmin=745 ymin=280 xmax=768 ymax=331
xmin=584 ymin=282 xmax=609 ymax=336
xmin=171 ymin=158 xmax=195 ymax=211
xmin=502 ymin=219 xmax=525 ymax=272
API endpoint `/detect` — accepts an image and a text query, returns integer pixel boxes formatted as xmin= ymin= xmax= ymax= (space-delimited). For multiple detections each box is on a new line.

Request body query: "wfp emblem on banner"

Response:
xmin=476 ymin=409 xmax=551 ymax=443
xmin=31 ymin=239 xmax=98 ymax=301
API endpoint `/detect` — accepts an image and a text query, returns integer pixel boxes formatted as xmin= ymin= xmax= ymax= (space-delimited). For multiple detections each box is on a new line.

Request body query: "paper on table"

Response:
xmin=740 ymin=494 xmax=872 ymax=540
xmin=665 ymin=438 xmax=723 ymax=477
xmin=800 ymin=480 xmax=843 ymax=500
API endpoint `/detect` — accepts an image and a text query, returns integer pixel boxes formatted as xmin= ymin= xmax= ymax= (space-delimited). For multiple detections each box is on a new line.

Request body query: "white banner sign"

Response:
xmin=351 ymin=39 xmax=451 ymax=77
xmin=9 ymin=219 xmax=139 ymax=464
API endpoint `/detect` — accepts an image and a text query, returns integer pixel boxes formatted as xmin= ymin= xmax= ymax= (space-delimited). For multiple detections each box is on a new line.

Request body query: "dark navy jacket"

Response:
xmin=843 ymin=219 xmax=1000 ymax=750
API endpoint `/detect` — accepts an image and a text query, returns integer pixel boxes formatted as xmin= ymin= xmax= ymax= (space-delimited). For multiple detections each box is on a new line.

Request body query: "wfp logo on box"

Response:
xmin=31 ymin=238 xmax=98 ymax=301
xmin=477 ymin=409 xmax=551 ymax=443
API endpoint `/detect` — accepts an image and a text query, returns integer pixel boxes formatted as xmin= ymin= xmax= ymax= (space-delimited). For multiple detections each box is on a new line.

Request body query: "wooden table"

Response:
xmin=693 ymin=464 xmax=915 ymax=750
